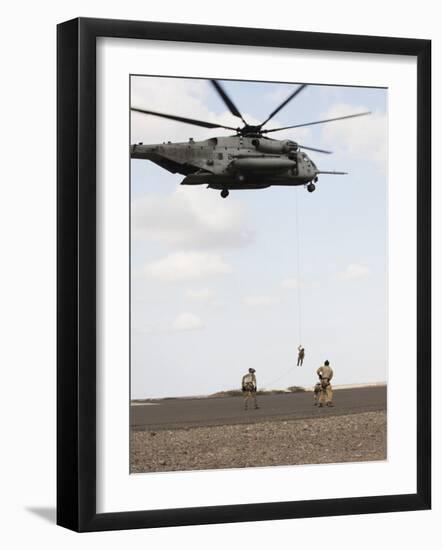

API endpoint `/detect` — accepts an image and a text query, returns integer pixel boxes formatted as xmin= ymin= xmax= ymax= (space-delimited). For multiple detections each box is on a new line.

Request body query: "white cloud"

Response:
xmin=340 ymin=263 xmax=370 ymax=280
xmin=320 ymin=103 xmax=387 ymax=170
xmin=143 ymin=251 xmax=231 ymax=281
xmin=172 ymin=313 xmax=205 ymax=332
xmin=133 ymin=312 xmax=205 ymax=334
xmin=282 ymin=277 xmax=301 ymax=289
xmin=131 ymin=77 xmax=231 ymax=144
xmin=186 ymin=288 xmax=215 ymax=301
xmin=243 ymin=295 xmax=278 ymax=307
xmin=132 ymin=186 xmax=253 ymax=249
xmin=131 ymin=76 xmax=248 ymax=144
xmin=281 ymin=277 xmax=318 ymax=289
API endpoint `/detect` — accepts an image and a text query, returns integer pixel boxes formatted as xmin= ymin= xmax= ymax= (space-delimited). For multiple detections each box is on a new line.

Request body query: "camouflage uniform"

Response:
xmin=242 ymin=371 xmax=259 ymax=410
xmin=297 ymin=346 xmax=305 ymax=366
xmin=316 ymin=364 xmax=334 ymax=406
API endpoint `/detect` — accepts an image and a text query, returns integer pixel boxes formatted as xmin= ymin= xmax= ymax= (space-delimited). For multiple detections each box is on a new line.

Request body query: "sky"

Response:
xmin=130 ymin=75 xmax=387 ymax=399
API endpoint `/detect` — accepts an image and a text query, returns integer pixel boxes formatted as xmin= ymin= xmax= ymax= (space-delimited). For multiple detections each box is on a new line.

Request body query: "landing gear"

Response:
xmin=220 ymin=188 xmax=229 ymax=198
xmin=307 ymin=183 xmax=316 ymax=193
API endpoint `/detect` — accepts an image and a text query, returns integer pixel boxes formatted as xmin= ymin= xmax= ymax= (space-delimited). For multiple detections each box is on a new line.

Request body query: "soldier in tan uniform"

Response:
xmin=313 ymin=382 xmax=322 ymax=405
xmin=297 ymin=345 xmax=305 ymax=366
xmin=242 ymin=368 xmax=259 ymax=410
xmin=316 ymin=360 xmax=334 ymax=407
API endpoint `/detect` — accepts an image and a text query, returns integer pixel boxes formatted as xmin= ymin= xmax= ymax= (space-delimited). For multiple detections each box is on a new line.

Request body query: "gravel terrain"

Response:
xmin=131 ymin=410 xmax=386 ymax=473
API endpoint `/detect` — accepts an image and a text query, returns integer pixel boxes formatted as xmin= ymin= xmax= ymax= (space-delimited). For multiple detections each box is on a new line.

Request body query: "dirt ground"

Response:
xmin=131 ymin=410 xmax=386 ymax=473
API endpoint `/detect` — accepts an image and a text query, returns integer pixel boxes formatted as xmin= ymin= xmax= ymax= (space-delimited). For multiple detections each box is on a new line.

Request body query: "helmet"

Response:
xmin=324 ymin=360 xmax=330 ymax=366
xmin=249 ymin=368 xmax=256 ymax=373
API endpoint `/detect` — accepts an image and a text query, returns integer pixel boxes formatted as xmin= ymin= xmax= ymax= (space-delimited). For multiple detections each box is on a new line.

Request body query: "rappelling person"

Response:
xmin=297 ymin=345 xmax=305 ymax=366
xmin=316 ymin=360 xmax=334 ymax=407
xmin=242 ymin=368 xmax=259 ymax=411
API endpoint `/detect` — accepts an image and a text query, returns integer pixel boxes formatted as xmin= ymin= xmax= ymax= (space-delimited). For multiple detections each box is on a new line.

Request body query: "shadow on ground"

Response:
xmin=26 ymin=506 xmax=56 ymax=524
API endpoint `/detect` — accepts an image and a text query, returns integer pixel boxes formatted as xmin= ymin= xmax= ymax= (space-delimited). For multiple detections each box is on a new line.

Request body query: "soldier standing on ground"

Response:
xmin=297 ymin=345 xmax=305 ymax=366
xmin=242 ymin=368 xmax=259 ymax=411
xmin=313 ymin=382 xmax=321 ymax=405
xmin=316 ymin=360 xmax=334 ymax=407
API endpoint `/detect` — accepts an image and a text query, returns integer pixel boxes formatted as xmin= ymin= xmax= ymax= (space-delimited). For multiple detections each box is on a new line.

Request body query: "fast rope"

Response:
xmin=261 ymin=188 xmax=304 ymax=390
xmin=262 ymin=365 xmax=296 ymax=390
xmin=294 ymin=187 xmax=302 ymax=345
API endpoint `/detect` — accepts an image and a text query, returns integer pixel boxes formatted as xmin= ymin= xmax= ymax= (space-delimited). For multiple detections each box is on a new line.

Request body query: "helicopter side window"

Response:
xmin=218 ymin=153 xmax=223 ymax=160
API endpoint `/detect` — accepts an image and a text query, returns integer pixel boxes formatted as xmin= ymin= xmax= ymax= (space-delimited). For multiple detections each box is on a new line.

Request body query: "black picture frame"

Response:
xmin=57 ymin=17 xmax=431 ymax=532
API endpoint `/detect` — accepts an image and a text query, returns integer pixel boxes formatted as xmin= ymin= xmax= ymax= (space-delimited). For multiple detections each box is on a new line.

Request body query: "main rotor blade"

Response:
xmin=262 ymin=111 xmax=371 ymax=133
xmin=260 ymin=84 xmax=308 ymax=127
xmin=211 ymin=80 xmax=247 ymax=124
xmin=298 ymin=144 xmax=332 ymax=154
xmin=316 ymin=171 xmax=348 ymax=175
xmin=131 ymin=107 xmax=237 ymax=131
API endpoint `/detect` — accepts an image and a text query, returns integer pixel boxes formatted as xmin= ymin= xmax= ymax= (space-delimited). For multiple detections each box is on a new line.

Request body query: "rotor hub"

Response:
xmin=238 ymin=125 xmax=263 ymax=137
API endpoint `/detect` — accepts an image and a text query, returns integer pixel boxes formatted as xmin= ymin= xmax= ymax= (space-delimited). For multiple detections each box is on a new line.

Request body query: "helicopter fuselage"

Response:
xmin=131 ymin=79 xmax=366 ymax=197
xmin=131 ymin=135 xmax=319 ymax=192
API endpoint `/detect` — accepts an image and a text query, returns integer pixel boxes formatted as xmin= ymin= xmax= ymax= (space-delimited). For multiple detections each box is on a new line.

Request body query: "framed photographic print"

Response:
xmin=57 ymin=17 xmax=431 ymax=532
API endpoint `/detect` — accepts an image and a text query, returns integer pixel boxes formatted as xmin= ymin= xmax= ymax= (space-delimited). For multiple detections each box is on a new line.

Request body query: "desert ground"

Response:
xmin=130 ymin=386 xmax=387 ymax=473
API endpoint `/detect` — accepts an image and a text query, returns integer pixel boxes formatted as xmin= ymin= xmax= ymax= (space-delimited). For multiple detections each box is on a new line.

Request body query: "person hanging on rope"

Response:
xmin=241 ymin=368 xmax=259 ymax=411
xmin=316 ymin=360 xmax=334 ymax=407
xmin=297 ymin=345 xmax=305 ymax=366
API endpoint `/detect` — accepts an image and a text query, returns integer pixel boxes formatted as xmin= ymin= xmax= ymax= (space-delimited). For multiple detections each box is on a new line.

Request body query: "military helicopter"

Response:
xmin=130 ymin=80 xmax=370 ymax=198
